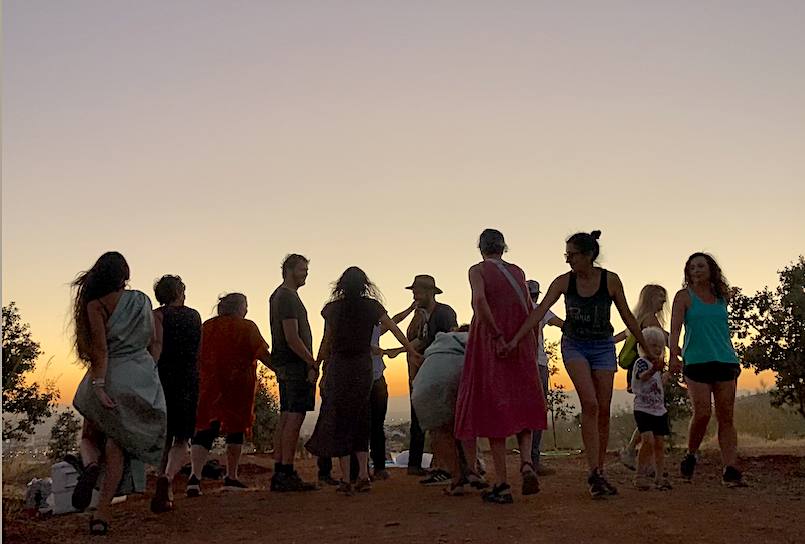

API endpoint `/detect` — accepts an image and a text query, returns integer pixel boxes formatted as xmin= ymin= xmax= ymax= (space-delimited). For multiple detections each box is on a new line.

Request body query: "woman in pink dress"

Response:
xmin=454 ymin=229 xmax=546 ymax=504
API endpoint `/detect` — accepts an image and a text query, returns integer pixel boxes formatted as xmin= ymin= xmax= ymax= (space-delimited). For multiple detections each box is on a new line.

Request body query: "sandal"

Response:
xmin=520 ymin=461 xmax=540 ymax=496
xmin=89 ymin=517 xmax=109 ymax=536
xmin=336 ymin=481 xmax=354 ymax=496
xmin=481 ymin=483 xmax=513 ymax=504
xmin=465 ymin=471 xmax=489 ymax=490
xmin=354 ymin=478 xmax=372 ymax=493
xmin=73 ymin=462 xmax=101 ymax=512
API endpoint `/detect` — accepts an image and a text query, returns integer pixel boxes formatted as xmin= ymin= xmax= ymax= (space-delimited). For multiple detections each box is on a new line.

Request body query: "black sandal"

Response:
xmin=89 ymin=517 xmax=109 ymax=536
xmin=520 ymin=461 xmax=540 ymax=496
xmin=481 ymin=483 xmax=513 ymax=504
xmin=73 ymin=462 xmax=101 ymax=511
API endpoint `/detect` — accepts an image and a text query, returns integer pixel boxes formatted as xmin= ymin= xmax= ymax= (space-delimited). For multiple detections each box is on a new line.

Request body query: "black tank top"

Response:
xmin=562 ymin=269 xmax=614 ymax=340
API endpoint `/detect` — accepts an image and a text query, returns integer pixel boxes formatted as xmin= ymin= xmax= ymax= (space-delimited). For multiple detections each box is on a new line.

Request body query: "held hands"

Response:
xmin=385 ymin=347 xmax=406 ymax=359
xmin=307 ymin=366 xmax=320 ymax=385
xmin=669 ymin=354 xmax=683 ymax=374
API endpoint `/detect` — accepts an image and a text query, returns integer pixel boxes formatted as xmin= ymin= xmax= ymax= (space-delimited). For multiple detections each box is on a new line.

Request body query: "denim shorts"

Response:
xmin=561 ymin=336 xmax=617 ymax=371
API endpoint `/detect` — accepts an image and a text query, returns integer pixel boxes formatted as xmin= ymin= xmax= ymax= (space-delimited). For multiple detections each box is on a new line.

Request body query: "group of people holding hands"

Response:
xmin=67 ymin=228 xmax=745 ymax=535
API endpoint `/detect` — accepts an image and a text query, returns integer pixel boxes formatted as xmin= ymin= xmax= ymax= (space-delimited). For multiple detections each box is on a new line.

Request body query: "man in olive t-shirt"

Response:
xmin=268 ymin=254 xmax=318 ymax=492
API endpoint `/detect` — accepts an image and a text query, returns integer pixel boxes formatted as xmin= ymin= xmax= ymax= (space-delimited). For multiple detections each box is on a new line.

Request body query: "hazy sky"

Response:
xmin=4 ymin=1 xmax=803 ymax=402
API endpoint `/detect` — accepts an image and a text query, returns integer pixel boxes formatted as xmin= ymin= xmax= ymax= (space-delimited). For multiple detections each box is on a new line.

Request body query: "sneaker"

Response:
xmin=619 ymin=447 xmax=637 ymax=471
xmin=186 ymin=474 xmax=202 ymax=498
xmin=420 ymin=469 xmax=451 ymax=486
xmin=481 ymin=483 xmax=513 ymax=504
xmin=680 ymin=452 xmax=697 ymax=482
xmin=318 ymin=475 xmax=340 ymax=486
xmin=587 ymin=470 xmax=608 ymax=499
xmin=336 ymin=481 xmax=354 ymax=496
xmin=150 ymin=476 xmax=174 ymax=513
xmin=722 ymin=466 xmax=748 ymax=488
xmin=372 ymin=469 xmax=391 ymax=481
xmin=655 ymin=477 xmax=673 ymax=491
xmin=407 ymin=466 xmax=428 ymax=477
xmin=270 ymin=471 xmax=292 ymax=492
xmin=223 ymin=477 xmax=248 ymax=490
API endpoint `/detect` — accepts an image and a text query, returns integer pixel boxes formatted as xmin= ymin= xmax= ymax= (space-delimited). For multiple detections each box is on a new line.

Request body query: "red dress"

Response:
xmin=195 ymin=316 xmax=268 ymax=436
xmin=454 ymin=260 xmax=547 ymax=439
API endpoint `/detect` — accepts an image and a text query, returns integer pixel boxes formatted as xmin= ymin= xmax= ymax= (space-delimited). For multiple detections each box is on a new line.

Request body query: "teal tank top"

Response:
xmin=682 ymin=289 xmax=738 ymax=365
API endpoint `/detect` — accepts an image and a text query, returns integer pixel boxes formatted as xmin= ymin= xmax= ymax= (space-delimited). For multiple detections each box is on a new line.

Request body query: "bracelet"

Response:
xmin=91 ymin=378 xmax=105 ymax=387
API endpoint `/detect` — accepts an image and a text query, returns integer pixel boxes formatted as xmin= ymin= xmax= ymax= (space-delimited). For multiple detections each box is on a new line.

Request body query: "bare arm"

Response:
xmin=506 ymin=274 xmax=566 ymax=349
xmin=379 ymin=313 xmax=422 ymax=365
xmin=282 ymin=318 xmax=317 ymax=367
xmin=612 ymin=329 xmax=628 ymax=343
xmin=316 ymin=322 xmax=331 ymax=364
xmin=669 ymin=290 xmax=689 ymax=373
xmin=149 ymin=310 xmax=163 ymax=362
xmin=256 ymin=344 xmax=274 ymax=371
xmin=469 ymin=265 xmax=502 ymax=338
xmin=610 ymin=273 xmax=654 ymax=361
xmin=87 ymin=301 xmax=116 ymax=408
xmin=379 ymin=302 xmax=418 ymax=335
xmin=547 ymin=316 xmax=564 ymax=329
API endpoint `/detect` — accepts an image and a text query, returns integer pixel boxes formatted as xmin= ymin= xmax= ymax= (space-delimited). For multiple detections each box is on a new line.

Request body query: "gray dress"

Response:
xmin=74 ymin=290 xmax=167 ymax=472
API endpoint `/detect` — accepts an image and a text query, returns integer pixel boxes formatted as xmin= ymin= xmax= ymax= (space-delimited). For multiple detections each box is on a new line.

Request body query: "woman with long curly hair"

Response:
xmin=669 ymin=252 xmax=745 ymax=487
xmin=70 ymin=252 xmax=166 ymax=535
xmin=306 ymin=267 xmax=421 ymax=495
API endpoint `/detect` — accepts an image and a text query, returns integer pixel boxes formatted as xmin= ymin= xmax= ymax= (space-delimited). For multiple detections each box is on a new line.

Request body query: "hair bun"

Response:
xmin=590 ymin=230 xmax=602 ymax=240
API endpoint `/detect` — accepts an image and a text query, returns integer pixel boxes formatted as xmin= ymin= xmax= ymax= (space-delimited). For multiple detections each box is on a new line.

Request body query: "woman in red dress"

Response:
xmin=454 ymin=229 xmax=546 ymax=504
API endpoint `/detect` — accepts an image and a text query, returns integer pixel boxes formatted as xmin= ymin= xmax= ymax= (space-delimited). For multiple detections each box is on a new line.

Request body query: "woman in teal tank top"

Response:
xmin=669 ymin=252 xmax=746 ymax=487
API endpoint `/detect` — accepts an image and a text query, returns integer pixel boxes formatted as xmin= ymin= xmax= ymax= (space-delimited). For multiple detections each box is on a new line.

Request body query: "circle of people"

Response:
xmin=67 ymin=228 xmax=746 ymax=535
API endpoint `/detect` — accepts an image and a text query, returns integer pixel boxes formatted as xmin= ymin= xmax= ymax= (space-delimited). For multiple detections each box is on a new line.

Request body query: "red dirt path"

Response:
xmin=4 ymin=450 xmax=804 ymax=544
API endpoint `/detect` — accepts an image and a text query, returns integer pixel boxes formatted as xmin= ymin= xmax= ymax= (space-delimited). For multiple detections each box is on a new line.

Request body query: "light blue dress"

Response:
xmin=73 ymin=290 xmax=167 ymax=491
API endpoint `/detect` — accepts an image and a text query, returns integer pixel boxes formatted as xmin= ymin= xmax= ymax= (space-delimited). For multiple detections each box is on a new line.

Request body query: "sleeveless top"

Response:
xmin=562 ymin=269 xmax=614 ymax=340
xmin=682 ymin=289 xmax=739 ymax=365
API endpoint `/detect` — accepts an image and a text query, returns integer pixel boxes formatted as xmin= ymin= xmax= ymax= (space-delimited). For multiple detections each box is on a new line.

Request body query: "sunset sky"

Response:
xmin=4 ymin=1 xmax=803 ymax=404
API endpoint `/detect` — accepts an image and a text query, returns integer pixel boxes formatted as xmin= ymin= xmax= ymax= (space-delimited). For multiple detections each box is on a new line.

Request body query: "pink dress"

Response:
xmin=454 ymin=260 xmax=547 ymax=439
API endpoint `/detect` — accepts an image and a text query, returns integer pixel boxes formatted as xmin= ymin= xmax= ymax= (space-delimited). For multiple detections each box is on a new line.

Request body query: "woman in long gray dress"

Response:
xmin=71 ymin=252 xmax=167 ymax=535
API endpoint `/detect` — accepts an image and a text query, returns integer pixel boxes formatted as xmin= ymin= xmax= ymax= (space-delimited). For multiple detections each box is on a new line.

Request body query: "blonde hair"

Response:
xmin=638 ymin=326 xmax=666 ymax=360
xmin=633 ymin=284 xmax=667 ymax=328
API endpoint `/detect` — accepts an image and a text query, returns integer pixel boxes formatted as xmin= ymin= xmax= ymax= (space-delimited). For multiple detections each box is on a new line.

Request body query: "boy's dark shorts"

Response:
xmin=634 ymin=410 xmax=670 ymax=436
xmin=278 ymin=378 xmax=315 ymax=413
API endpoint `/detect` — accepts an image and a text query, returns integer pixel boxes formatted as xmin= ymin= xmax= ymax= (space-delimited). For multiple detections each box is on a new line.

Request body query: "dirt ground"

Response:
xmin=4 ymin=448 xmax=805 ymax=544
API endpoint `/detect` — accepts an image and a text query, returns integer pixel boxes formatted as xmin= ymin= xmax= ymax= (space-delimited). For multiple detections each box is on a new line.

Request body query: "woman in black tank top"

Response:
xmin=503 ymin=231 xmax=656 ymax=499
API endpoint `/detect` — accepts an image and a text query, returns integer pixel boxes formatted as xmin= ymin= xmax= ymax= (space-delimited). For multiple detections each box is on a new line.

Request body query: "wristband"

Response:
xmin=91 ymin=378 xmax=106 ymax=387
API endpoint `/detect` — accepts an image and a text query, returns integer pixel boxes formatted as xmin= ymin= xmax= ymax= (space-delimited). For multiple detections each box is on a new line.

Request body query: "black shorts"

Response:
xmin=192 ymin=421 xmax=244 ymax=450
xmin=278 ymin=378 xmax=315 ymax=413
xmin=683 ymin=362 xmax=741 ymax=384
xmin=633 ymin=411 xmax=670 ymax=436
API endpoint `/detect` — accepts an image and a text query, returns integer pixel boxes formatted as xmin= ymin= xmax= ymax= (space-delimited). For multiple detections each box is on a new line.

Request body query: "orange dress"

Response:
xmin=195 ymin=316 xmax=268 ymax=436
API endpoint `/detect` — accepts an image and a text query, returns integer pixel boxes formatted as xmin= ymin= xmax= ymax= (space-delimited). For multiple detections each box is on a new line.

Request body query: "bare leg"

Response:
xmin=190 ymin=444 xmax=209 ymax=479
xmin=713 ymin=380 xmax=738 ymax=467
xmin=516 ymin=429 xmax=534 ymax=468
xmin=488 ymin=437 xmax=508 ymax=485
xmin=79 ymin=420 xmax=102 ymax=467
xmin=95 ymin=439 xmax=124 ymax=523
xmin=685 ymin=378 xmax=713 ymax=454
xmin=355 ymin=452 xmax=369 ymax=480
xmin=281 ymin=412 xmax=305 ymax=465
xmin=564 ymin=360 xmax=600 ymax=471
xmin=339 ymin=455 xmax=351 ymax=483
xmin=637 ymin=431 xmax=655 ymax=475
xmin=165 ymin=440 xmax=188 ymax=481
xmin=432 ymin=430 xmax=459 ymax=484
xmin=274 ymin=413 xmax=287 ymax=463
xmin=461 ymin=438 xmax=478 ymax=471
xmin=591 ymin=370 xmax=615 ymax=469
xmin=226 ymin=444 xmax=242 ymax=480
xmin=653 ymin=435 xmax=665 ymax=480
